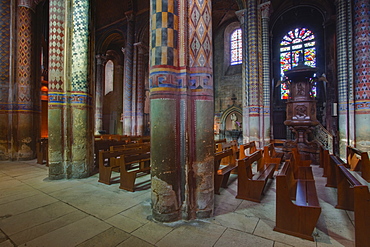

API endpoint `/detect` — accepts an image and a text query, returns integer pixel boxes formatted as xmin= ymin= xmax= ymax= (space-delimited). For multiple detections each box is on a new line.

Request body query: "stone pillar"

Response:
xmin=69 ymin=0 xmax=92 ymax=177
xmin=236 ymin=9 xmax=250 ymax=144
xmin=354 ymin=0 xmax=370 ymax=152
xmin=0 ymin=0 xmax=12 ymax=160
xmin=123 ymin=11 xmax=135 ymax=135
xmin=131 ymin=43 xmax=138 ymax=136
xmin=135 ymin=42 xmax=148 ymax=136
xmin=150 ymin=0 xmax=214 ymax=222
xmin=237 ymin=0 xmax=261 ymax=147
xmin=260 ymin=1 xmax=271 ymax=145
xmin=48 ymin=0 xmax=93 ymax=179
xmin=95 ymin=54 xmax=105 ymax=135
xmin=336 ymin=0 xmax=355 ymax=158
xmin=15 ymin=0 xmax=38 ymax=160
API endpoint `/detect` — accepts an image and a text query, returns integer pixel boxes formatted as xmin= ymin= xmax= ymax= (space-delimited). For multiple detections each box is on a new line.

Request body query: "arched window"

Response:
xmin=105 ymin=60 xmax=114 ymax=95
xmin=230 ymin=28 xmax=242 ymax=65
xmin=280 ymin=27 xmax=316 ymax=99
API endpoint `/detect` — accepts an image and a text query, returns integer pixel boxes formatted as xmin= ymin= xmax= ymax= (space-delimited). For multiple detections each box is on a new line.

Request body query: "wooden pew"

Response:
xmin=36 ymin=138 xmax=48 ymax=165
xmin=214 ymin=139 xmax=226 ymax=151
xmin=285 ymin=151 xmax=313 ymax=180
xmin=347 ymin=145 xmax=370 ymax=182
xmin=216 ymin=140 xmax=239 ymax=166
xmin=94 ymin=139 xmax=128 ymax=161
xmin=326 ymin=154 xmax=343 ymax=188
xmin=238 ymin=141 xmax=257 ymax=160
xmin=236 ymin=150 xmax=276 ymax=202
xmin=291 ymin=147 xmax=312 ymax=166
xmin=335 ymin=161 xmax=370 ymax=247
xmin=319 ymin=144 xmax=330 ymax=177
xmin=274 ymin=160 xmax=321 ymax=241
xmin=214 ymin=149 xmax=238 ymax=194
xmin=263 ymin=143 xmax=284 ymax=169
xmin=98 ymin=145 xmax=150 ymax=185
xmin=118 ymin=149 xmax=151 ymax=192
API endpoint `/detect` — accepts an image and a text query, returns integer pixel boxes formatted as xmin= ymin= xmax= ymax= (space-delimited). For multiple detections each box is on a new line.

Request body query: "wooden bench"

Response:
xmin=216 ymin=140 xmax=238 ymax=166
xmin=118 ymin=149 xmax=151 ymax=192
xmin=36 ymin=138 xmax=48 ymax=165
xmin=94 ymin=139 xmax=129 ymax=162
xmin=291 ymin=147 xmax=312 ymax=166
xmin=347 ymin=145 xmax=370 ymax=182
xmin=236 ymin=150 xmax=276 ymax=202
xmin=285 ymin=151 xmax=313 ymax=180
xmin=214 ymin=138 xmax=226 ymax=151
xmin=98 ymin=145 xmax=150 ymax=185
xmin=335 ymin=162 xmax=370 ymax=247
xmin=319 ymin=144 xmax=330 ymax=177
xmin=238 ymin=141 xmax=257 ymax=160
xmin=326 ymin=154 xmax=343 ymax=188
xmin=263 ymin=143 xmax=284 ymax=169
xmin=274 ymin=160 xmax=321 ymax=241
xmin=214 ymin=149 xmax=238 ymax=194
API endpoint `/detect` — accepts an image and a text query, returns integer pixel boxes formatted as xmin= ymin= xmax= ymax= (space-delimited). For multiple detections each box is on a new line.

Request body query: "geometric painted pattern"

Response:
xmin=49 ymin=0 xmax=65 ymax=92
xmin=72 ymin=0 xmax=89 ymax=92
xmin=0 ymin=0 xmax=10 ymax=105
xmin=247 ymin=0 xmax=259 ymax=109
xmin=188 ymin=0 xmax=212 ymax=69
xmin=150 ymin=0 xmax=178 ymax=66
xmin=354 ymin=0 xmax=370 ymax=101
xmin=17 ymin=6 xmax=33 ymax=106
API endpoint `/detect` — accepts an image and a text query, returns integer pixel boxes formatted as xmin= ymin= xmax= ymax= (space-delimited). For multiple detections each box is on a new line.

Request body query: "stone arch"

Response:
xmin=219 ymin=106 xmax=243 ymax=142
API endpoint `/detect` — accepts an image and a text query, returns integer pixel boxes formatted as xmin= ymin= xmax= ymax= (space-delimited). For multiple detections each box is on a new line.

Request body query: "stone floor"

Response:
xmin=0 ymin=160 xmax=355 ymax=247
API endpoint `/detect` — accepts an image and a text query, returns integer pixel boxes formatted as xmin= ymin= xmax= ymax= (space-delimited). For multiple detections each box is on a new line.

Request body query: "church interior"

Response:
xmin=0 ymin=0 xmax=369 ymax=246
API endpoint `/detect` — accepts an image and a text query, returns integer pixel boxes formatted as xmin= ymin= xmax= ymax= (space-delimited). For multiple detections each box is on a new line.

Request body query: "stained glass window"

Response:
xmin=230 ymin=29 xmax=242 ymax=65
xmin=280 ymin=27 xmax=317 ymax=99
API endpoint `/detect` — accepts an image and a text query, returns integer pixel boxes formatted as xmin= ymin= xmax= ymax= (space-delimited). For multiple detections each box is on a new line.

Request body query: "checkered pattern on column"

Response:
xmin=71 ymin=0 xmax=89 ymax=93
xmin=49 ymin=0 xmax=65 ymax=92
xmin=150 ymin=0 xmax=178 ymax=66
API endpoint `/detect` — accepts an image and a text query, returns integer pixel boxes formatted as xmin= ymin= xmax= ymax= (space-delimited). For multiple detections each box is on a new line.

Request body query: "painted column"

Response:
xmin=336 ymin=0 xmax=354 ymax=158
xmin=16 ymin=0 xmax=37 ymax=160
xmin=69 ymin=0 xmax=92 ymax=178
xmin=247 ymin=0 xmax=261 ymax=147
xmin=135 ymin=42 xmax=148 ymax=136
xmin=237 ymin=0 xmax=261 ymax=147
xmin=260 ymin=1 xmax=271 ymax=145
xmin=123 ymin=11 xmax=135 ymax=135
xmin=95 ymin=54 xmax=105 ymax=135
xmin=0 ymin=0 xmax=12 ymax=160
xmin=131 ymin=44 xmax=138 ymax=136
xmin=354 ymin=0 xmax=370 ymax=152
xmin=150 ymin=0 xmax=214 ymax=222
xmin=236 ymin=9 xmax=250 ymax=145
xmin=48 ymin=0 xmax=93 ymax=179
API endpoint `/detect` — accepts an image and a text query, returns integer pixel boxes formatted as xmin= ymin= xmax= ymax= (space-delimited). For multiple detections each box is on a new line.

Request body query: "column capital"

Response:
xmin=18 ymin=0 xmax=35 ymax=11
xmin=259 ymin=1 xmax=271 ymax=19
xmin=134 ymin=42 xmax=149 ymax=54
xmin=235 ymin=9 xmax=247 ymax=24
xmin=96 ymin=54 xmax=106 ymax=65
xmin=125 ymin=10 xmax=135 ymax=21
